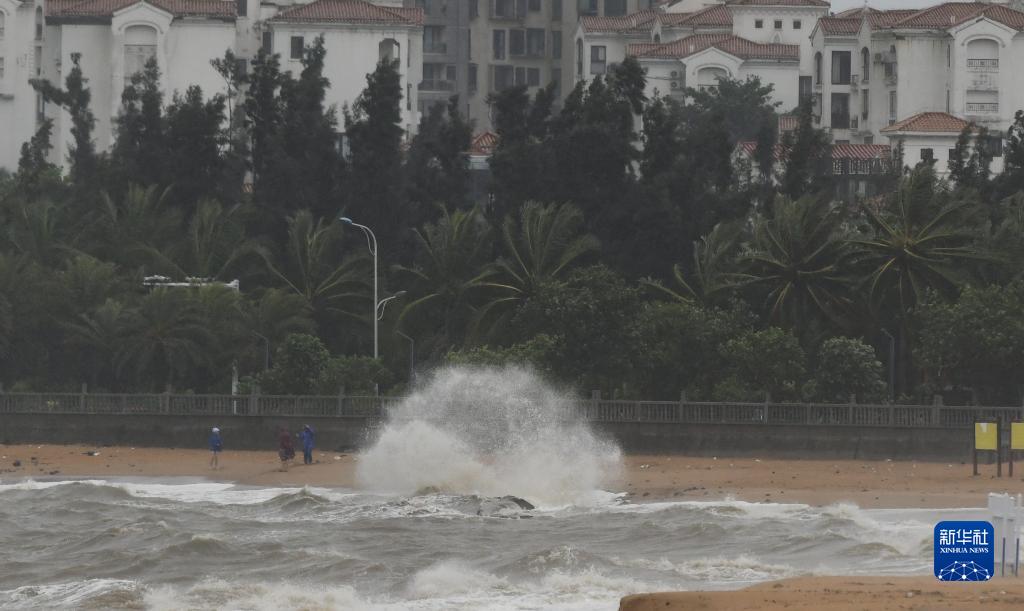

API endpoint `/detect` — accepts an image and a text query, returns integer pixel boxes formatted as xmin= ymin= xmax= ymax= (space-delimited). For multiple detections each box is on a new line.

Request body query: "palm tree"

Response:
xmin=93 ymin=184 xmax=182 ymax=269
xmin=240 ymin=288 xmax=316 ymax=370
xmin=853 ymin=167 xmax=981 ymax=314
xmin=480 ymin=202 xmax=598 ymax=334
xmin=65 ymin=298 xmax=131 ymax=390
xmin=644 ymin=221 xmax=746 ymax=307
xmin=395 ymin=207 xmax=494 ymax=353
xmin=144 ymin=199 xmax=255 ymax=281
xmin=743 ymin=195 xmax=854 ymax=330
xmin=115 ymin=289 xmax=215 ymax=390
xmin=258 ymin=210 xmax=369 ymax=324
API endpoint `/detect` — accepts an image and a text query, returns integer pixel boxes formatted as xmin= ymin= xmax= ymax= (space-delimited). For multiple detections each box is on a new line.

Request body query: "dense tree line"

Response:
xmin=3 ymin=43 xmax=1024 ymax=405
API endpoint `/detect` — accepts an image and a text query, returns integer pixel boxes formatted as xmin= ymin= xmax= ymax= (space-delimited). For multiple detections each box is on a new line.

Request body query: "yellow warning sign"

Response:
xmin=1012 ymin=423 xmax=1024 ymax=451
xmin=975 ymin=422 xmax=998 ymax=451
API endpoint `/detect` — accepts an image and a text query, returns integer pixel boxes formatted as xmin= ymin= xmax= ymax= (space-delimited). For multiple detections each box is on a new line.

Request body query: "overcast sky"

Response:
xmin=828 ymin=0 xmax=939 ymax=12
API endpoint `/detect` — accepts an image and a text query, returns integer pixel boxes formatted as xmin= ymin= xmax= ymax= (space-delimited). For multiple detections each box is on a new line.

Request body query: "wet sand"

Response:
xmin=1 ymin=444 xmax=1022 ymax=507
xmin=620 ymin=576 xmax=1024 ymax=611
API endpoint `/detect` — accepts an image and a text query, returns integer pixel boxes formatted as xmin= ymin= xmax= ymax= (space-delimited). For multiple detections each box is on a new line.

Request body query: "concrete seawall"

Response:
xmin=0 ymin=413 xmax=973 ymax=460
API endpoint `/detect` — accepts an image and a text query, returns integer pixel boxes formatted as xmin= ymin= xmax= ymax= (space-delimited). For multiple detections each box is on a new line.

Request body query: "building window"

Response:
xmin=290 ymin=36 xmax=304 ymax=60
xmin=526 ymin=28 xmax=545 ymax=57
xmin=261 ymin=31 xmax=272 ymax=53
xmin=889 ymin=91 xmax=897 ymax=123
xmin=515 ymin=66 xmax=526 ymax=85
xmin=494 ymin=64 xmax=514 ymax=90
xmin=0 ymin=11 xmax=6 ymax=39
xmin=237 ymin=0 xmax=247 ymax=17
xmin=861 ymin=90 xmax=869 ymax=119
xmin=920 ymin=148 xmax=933 ymax=163
xmin=552 ymin=67 xmax=561 ymax=97
xmin=986 ymin=136 xmax=1003 ymax=158
xmin=831 ymin=93 xmax=850 ymax=128
xmin=510 ymin=29 xmax=525 ymax=56
xmin=417 ymin=0 xmax=431 ymax=14
xmin=35 ymin=7 xmax=43 ymax=41
xmin=529 ymin=0 xmax=540 ymax=10
xmin=552 ymin=0 xmax=561 ymax=20
xmin=814 ymin=52 xmax=822 ymax=85
xmin=579 ymin=0 xmax=597 ymax=17
xmin=861 ymin=47 xmax=870 ymax=82
xmin=527 ymin=67 xmax=540 ymax=86
xmin=793 ymin=19 xmax=801 ymax=29
xmin=774 ymin=20 xmax=782 ymax=29
xmin=590 ymin=45 xmax=606 ymax=75
xmin=424 ymin=26 xmax=446 ymax=54
xmin=124 ymin=25 xmax=158 ymax=78
xmin=493 ymin=30 xmax=506 ymax=60
xmin=469 ymin=63 xmax=478 ymax=91
xmin=946 ymin=90 xmax=950 ymax=113
xmin=493 ymin=0 xmax=514 ymax=18
xmin=799 ymin=76 xmax=811 ymax=103
xmin=605 ymin=0 xmax=626 ymax=16
xmin=831 ymin=51 xmax=851 ymax=85
xmin=469 ymin=0 xmax=478 ymax=17
xmin=552 ymin=32 xmax=562 ymax=59
xmin=755 ymin=19 xmax=763 ymax=29
xmin=407 ymin=83 xmax=411 ymax=111
xmin=576 ymin=38 xmax=583 ymax=78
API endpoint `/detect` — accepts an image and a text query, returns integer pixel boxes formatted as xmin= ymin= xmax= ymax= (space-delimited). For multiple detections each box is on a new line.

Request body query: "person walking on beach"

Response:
xmin=300 ymin=425 xmax=315 ymax=465
xmin=278 ymin=426 xmax=295 ymax=471
xmin=209 ymin=427 xmax=223 ymax=469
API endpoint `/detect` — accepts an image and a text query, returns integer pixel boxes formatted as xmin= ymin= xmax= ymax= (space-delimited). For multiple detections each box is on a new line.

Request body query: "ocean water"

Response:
xmin=0 ymin=368 xmax=985 ymax=609
xmin=0 ymin=480 xmax=983 ymax=610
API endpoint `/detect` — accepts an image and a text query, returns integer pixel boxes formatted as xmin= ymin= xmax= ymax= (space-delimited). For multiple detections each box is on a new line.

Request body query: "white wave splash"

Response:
xmin=356 ymin=366 xmax=622 ymax=506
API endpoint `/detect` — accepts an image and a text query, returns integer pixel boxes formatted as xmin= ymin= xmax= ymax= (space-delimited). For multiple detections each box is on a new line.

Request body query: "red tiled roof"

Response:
xmin=629 ymin=33 xmax=799 ymax=61
xmin=47 ymin=0 xmax=235 ymax=18
xmin=271 ymin=0 xmax=424 ymax=25
xmin=469 ymin=132 xmax=498 ymax=156
xmin=778 ymin=114 xmax=798 ymax=133
xmin=831 ymin=143 xmax=890 ymax=160
xmin=817 ymin=16 xmax=861 ymax=35
xmin=878 ymin=2 xmax=1024 ymax=32
xmin=662 ymin=4 xmax=732 ymax=27
xmin=726 ymin=0 xmax=829 ymax=6
xmin=581 ymin=9 xmax=659 ymax=33
xmin=736 ymin=141 xmax=890 ymax=162
xmin=866 ymin=9 xmax=918 ymax=28
xmin=880 ymin=112 xmax=971 ymax=134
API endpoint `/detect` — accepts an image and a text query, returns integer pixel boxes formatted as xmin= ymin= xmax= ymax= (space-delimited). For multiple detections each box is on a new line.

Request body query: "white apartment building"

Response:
xmin=0 ymin=0 xmax=423 ymax=173
xmin=575 ymin=0 xmax=828 ymax=113
xmin=810 ymin=1 xmax=1024 ymax=176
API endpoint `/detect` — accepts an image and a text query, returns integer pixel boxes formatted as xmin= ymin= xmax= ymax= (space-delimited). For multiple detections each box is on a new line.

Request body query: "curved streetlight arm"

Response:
xmin=340 ymin=217 xmax=377 ymax=256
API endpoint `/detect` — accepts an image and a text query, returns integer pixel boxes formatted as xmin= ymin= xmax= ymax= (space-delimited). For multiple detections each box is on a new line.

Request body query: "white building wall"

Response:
xmin=894 ymin=35 xmax=949 ymax=120
xmin=51 ymin=25 xmax=115 ymax=168
xmin=164 ymin=22 xmax=236 ymax=102
xmin=270 ymin=25 xmax=421 ymax=135
xmin=0 ymin=0 xmax=41 ymax=172
xmin=740 ymin=62 xmax=797 ymax=110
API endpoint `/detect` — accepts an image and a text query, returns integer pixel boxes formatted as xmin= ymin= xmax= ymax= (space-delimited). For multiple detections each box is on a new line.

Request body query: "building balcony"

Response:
xmin=966 ymin=102 xmax=999 ymax=114
xmin=419 ymin=79 xmax=457 ymax=92
xmin=423 ymin=43 xmax=448 ymax=55
xmin=967 ymin=58 xmax=998 ymax=71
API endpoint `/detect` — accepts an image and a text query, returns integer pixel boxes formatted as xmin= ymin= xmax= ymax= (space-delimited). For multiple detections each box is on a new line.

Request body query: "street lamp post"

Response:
xmin=340 ymin=217 xmax=379 ymax=359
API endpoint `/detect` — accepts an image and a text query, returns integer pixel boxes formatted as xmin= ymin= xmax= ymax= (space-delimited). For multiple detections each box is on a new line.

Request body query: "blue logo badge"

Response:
xmin=934 ymin=521 xmax=994 ymax=581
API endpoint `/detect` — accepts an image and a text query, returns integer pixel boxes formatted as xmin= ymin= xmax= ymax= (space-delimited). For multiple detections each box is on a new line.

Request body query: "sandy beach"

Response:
xmin=2 ymin=443 xmax=1022 ymax=508
xmin=620 ymin=577 xmax=1024 ymax=610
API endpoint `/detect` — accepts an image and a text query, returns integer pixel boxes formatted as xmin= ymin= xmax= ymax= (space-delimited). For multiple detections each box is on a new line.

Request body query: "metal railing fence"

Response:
xmin=1 ymin=392 xmax=1022 ymax=428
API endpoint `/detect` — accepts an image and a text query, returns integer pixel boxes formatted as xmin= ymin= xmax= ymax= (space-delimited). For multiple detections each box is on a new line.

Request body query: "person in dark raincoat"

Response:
xmin=278 ymin=426 xmax=295 ymax=471
xmin=209 ymin=427 xmax=223 ymax=469
xmin=299 ymin=425 xmax=315 ymax=465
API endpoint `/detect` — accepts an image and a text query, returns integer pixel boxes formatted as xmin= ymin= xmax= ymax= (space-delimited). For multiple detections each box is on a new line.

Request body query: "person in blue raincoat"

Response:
xmin=300 ymin=425 xmax=315 ymax=465
xmin=209 ymin=427 xmax=223 ymax=469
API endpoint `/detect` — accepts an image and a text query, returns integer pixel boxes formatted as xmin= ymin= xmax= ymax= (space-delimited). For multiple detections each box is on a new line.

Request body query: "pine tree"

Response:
xmin=112 ymin=57 xmax=165 ymax=189
xmin=777 ymin=101 xmax=831 ymax=199
xmin=343 ymin=58 xmax=406 ymax=261
xmin=164 ymin=86 xmax=234 ymax=209
xmin=16 ymin=119 xmax=57 ymax=197
xmin=406 ymin=95 xmax=473 ymax=215
xmin=30 ymin=53 xmax=98 ymax=187
xmin=948 ymin=124 xmax=972 ymax=184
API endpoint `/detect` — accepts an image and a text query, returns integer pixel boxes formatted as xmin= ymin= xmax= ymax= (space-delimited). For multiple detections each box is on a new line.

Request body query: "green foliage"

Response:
xmin=915 ymin=283 xmax=1024 ymax=404
xmin=318 ymin=356 xmax=393 ymax=395
xmin=777 ymin=102 xmax=832 ymax=199
xmin=717 ymin=327 xmax=806 ymax=401
xmin=810 ymin=337 xmax=886 ymax=402
xmin=406 ymin=96 xmax=473 ymax=213
xmin=258 ymin=333 xmax=330 ymax=394
xmin=31 ymin=53 xmax=98 ymax=187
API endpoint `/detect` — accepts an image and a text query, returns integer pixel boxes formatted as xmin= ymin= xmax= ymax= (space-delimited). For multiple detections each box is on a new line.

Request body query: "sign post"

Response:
xmin=975 ymin=422 xmax=999 ymax=477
